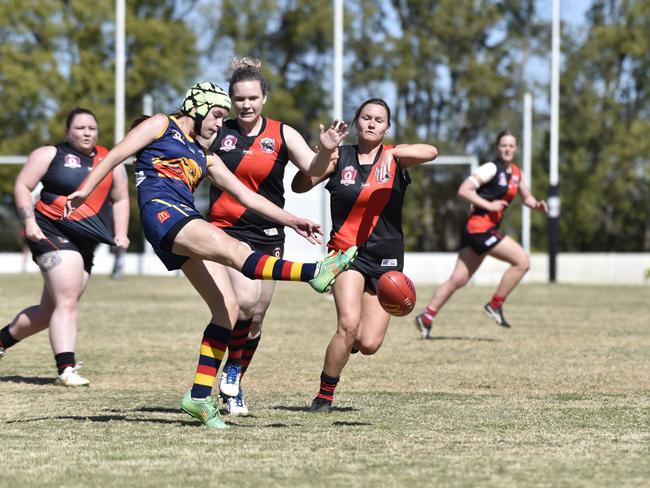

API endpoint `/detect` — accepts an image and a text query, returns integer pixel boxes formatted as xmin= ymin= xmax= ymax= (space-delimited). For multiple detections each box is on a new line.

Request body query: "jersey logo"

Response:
xmin=64 ymin=154 xmax=81 ymax=169
xmin=498 ymin=173 xmax=507 ymax=186
xmin=259 ymin=137 xmax=276 ymax=154
xmin=485 ymin=235 xmax=498 ymax=246
xmin=512 ymin=175 xmax=520 ymax=184
xmin=157 ymin=210 xmax=171 ymax=224
xmin=220 ymin=135 xmax=237 ymax=152
xmin=381 ymin=258 xmax=398 ymax=267
xmin=263 ymin=228 xmax=279 ymax=236
xmin=340 ymin=166 xmax=357 ymax=186
xmin=375 ymin=166 xmax=391 ymax=184
xmin=171 ymin=129 xmax=185 ymax=144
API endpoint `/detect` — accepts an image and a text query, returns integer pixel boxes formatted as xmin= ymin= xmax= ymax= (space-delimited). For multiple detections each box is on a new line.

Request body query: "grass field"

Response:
xmin=0 ymin=274 xmax=648 ymax=487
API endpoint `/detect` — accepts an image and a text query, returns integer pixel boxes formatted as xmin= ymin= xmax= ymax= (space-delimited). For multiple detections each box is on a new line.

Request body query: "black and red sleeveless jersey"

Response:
xmin=326 ymin=144 xmax=410 ymax=267
xmin=208 ymin=118 xmax=289 ymax=244
xmin=35 ymin=142 xmax=115 ymax=245
xmin=466 ymin=158 xmax=521 ymax=233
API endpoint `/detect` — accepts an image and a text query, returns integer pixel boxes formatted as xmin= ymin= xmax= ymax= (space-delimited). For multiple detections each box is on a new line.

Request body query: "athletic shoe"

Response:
xmin=55 ymin=364 xmax=90 ymax=387
xmin=219 ymin=363 xmax=241 ymax=398
xmin=414 ymin=312 xmax=433 ymax=339
xmin=483 ymin=303 xmax=511 ymax=328
xmin=309 ymin=246 xmax=358 ymax=293
xmin=224 ymin=387 xmax=249 ymax=416
xmin=0 ymin=347 xmax=5 ymax=361
xmin=180 ymin=392 xmax=228 ymax=429
xmin=310 ymin=396 xmax=333 ymax=413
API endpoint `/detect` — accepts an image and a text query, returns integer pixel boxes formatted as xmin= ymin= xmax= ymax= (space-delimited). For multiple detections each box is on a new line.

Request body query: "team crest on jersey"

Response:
xmin=498 ymin=172 xmax=507 ymax=186
xmin=259 ymin=137 xmax=276 ymax=154
xmin=220 ymin=135 xmax=237 ymax=152
xmin=64 ymin=154 xmax=81 ymax=169
xmin=512 ymin=175 xmax=520 ymax=184
xmin=374 ymin=166 xmax=391 ymax=184
xmin=340 ymin=166 xmax=357 ymax=186
xmin=157 ymin=210 xmax=171 ymax=224
xmin=171 ymin=130 xmax=185 ymax=144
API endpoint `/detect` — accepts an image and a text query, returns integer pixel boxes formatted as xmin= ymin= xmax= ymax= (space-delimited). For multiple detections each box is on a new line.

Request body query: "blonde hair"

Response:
xmin=229 ymin=57 xmax=267 ymax=97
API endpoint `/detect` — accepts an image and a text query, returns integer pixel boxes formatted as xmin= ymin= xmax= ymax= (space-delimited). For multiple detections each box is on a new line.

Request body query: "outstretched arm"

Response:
xmin=206 ymin=155 xmax=323 ymax=244
xmin=284 ymin=120 xmax=348 ymax=176
xmin=65 ymin=114 xmax=167 ymax=216
xmin=291 ymin=152 xmax=337 ymax=194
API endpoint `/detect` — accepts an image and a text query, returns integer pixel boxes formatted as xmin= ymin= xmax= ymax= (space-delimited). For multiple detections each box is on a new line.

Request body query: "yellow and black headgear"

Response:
xmin=181 ymin=82 xmax=231 ymax=133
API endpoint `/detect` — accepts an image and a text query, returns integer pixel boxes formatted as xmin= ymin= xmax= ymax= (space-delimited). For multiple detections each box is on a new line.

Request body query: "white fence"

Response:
xmin=2 ymin=248 xmax=649 ymax=284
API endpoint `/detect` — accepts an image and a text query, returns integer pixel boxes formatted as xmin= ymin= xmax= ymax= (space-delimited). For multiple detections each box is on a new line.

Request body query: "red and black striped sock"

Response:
xmin=241 ymin=251 xmax=317 ymax=282
xmin=190 ymin=323 xmax=231 ymax=399
xmin=225 ymin=318 xmax=252 ymax=367
xmin=0 ymin=325 xmax=18 ymax=349
xmin=316 ymin=371 xmax=340 ymax=402
xmin=54 ymin=352 xmax=76 ymax=375
xmin=240 ymin=332 xmax=261 ymax=378
xmin=490 ymin=294 xmax=506 ymax=309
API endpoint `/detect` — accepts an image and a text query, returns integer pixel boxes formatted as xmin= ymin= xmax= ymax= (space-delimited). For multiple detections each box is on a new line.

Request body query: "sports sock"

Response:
xmin=224 ymin=318 xmax=252 ymax=367
xmin=54 ymin=352 xmax=76 ymax=375
xmin=0 ymin=325 xmax=18 ymax=349
xmin=190 ymin=323 xmax=231 ymax=399
xmin=316 ymin=371 xmax=340 ymax=402
xmin=419 ymin=306 xmax=438 ymax=326
xmin=240 ymin=332 xmax=261 ymax=378
xmin=241 ymin=251 xmax=317 ymax=282
xmin=490 ymin=294 xmax=506 ymax=309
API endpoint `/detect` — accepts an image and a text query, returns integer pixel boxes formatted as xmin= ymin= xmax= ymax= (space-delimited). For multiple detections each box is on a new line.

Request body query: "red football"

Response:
xmin=377 ymin=271 xmax=416 ymax=317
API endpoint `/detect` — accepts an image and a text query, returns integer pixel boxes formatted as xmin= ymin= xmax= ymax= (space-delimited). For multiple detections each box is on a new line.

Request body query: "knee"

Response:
xmin=516 ymin=256 xmax=531 ymax=273
xmin=358 ymin=338 xmax=383 ymax=355
xmin=337 ymin=316 xmax=360 ymax=341
xmin=449 ymin=276 xmax=468 ymax=289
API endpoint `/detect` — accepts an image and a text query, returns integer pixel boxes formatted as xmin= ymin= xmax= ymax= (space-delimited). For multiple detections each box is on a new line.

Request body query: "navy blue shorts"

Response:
xmin=140 ymin=198 xmax=203 ymax=271
xmin=461 ymin=227 xmax=505 ymax=255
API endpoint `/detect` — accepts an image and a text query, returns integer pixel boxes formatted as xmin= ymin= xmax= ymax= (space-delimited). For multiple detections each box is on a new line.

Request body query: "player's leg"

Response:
xmin=353 ymin=291 xmax=392 ymax=355
xmin=311 ymin=270 xmax=365 ymax=413
xmin=415 ymin=247 xmax=485 ymax=337
xmin=171 ymin=218 xmax=356 ymax=293
xmin=179 ymin=257 xmax=238 ymax=429
xmin=0 ymin=286 xmax=54 ymax=358
xmin=40 ymin=250 xmax=91 ymax=386
xmin=483 ymin=236 xmax=530 ymax=328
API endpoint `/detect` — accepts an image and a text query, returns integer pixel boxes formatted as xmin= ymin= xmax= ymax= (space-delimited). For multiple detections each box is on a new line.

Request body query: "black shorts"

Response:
xmin=460 ymin=227 xmax=505 ymax=255
xmin=347 ymin=241 xmax=404 ymax=295
xmin=225 ymin=230 xmax=284 ymax=258
xmin=28 ymin=213 xmax=98 ymax=273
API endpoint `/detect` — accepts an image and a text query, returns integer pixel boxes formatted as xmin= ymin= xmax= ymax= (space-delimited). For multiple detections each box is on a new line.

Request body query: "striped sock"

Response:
xmin=419 ymin=306 xmax=438 ymax=326
xmin=190 ymin=323 xmax=231 ymax=399
xmin=241 ymin=333 xmax=261 ymax=378
xmin=0 ymin=325 xmax=18 ymax=349
xmin=225 ymin=318 xmax=252 ymax=367
xmin=490 ymin=294 xmax=506 ymax=309
xmin=54 ymin=352 xmax=75 ymax=375
xmin=316 ymin=372 xmax=340 ymax=402
xmin=241 ymin=251 xmax=317 ymax=282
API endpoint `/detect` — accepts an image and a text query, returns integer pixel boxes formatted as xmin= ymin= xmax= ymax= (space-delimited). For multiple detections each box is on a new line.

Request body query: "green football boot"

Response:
xmin=180 ymin=392 xmax=229 ymax=429
xmin=309 ymin=246 xmax=358 ymax=293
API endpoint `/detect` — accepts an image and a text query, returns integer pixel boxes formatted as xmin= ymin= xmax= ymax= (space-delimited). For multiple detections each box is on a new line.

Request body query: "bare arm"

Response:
xmin=392 ymin=143 xmax=438 ymax=168
xmin=291 ymin=153 xmax=338 ymax=194
xmin=284 ymin=120 xmax=348 ymax=176
xmin=458 ymin=176 xmax=508 ymax=213
xmin=206 ymin=155 xmax=322 ymax=244
xmin=65 ymin=114 xmax=167 ymax=215
xmin=110 ymin=165 xmax=131 ymax=249
xmin=518 ymin=176 xmax=549 ymax=213
xmin=14 ymin=145 xmax=57 ymax=241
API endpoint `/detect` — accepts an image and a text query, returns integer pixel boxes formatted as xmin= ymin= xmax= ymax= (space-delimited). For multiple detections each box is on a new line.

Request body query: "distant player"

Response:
xmin=414 ymin=130 xmax=548 ymax=335
xmin=0 ymin=108 xmax=130 ymax=386
xmin=205 ymin=58 xmax=348 ymax=416
xmin=293 ymin=98 xmax=438 ymax=413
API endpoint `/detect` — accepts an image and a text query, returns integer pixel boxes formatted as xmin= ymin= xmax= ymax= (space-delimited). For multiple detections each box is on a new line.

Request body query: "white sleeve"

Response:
xmin=469 ymin=162 xmax=497 ymax=187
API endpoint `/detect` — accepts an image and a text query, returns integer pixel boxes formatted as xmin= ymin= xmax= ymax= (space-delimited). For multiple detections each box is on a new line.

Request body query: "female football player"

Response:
xmin=414 ymin=130 xmax=548 ymax=335
xmin=0 ymin=108 xmax=129 ymax=386
xmin=293 ymin=98 xmax=438 ymax=412
xmin=204 ymin=58 xmax=348 ymax=416
xmin=65 ymin=82 xmax=357 ymax=428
